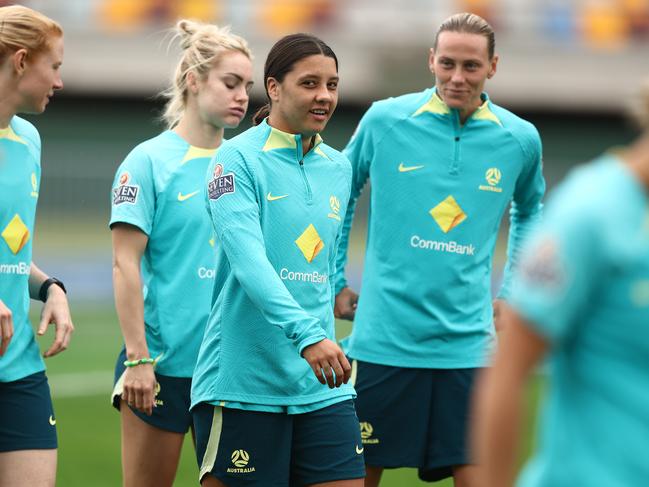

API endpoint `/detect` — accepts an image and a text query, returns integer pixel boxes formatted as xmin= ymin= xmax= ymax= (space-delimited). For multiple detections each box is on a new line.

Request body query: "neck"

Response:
xmin=619 ymin=133 xmax=649 ymax=190
xmin=0 ymin=88 xmax=17 ymax=128
xmin=173 ymin=112 xmax=224 ymax=149
xmin=458 ymin=98 xmax=483 ymax=125
xmin=301 ymin=136 xmax=314 ymax=156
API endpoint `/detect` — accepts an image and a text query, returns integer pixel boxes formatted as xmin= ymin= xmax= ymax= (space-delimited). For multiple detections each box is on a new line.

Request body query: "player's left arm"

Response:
xmin=28 ymin=263 xmax=74 ymax=357
xmin=496 ymin=128 xmax=546 ymax=317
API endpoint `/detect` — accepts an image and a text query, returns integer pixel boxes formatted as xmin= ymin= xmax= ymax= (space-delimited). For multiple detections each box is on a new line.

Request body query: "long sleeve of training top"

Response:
xmin=206 ymin=144 xmax=326 ymax=355
xmin=333 ymin=105 xmax=378 ymax=294
xmin=498 ymin=131 xmax=545 ymax=300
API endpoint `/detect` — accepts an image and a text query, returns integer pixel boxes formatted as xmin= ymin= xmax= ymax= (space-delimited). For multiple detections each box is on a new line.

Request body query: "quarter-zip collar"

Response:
xmin=412 ymin=88 xmax=502 ymax=127
xmin=261 ymin=119 xmax=324 ymax=162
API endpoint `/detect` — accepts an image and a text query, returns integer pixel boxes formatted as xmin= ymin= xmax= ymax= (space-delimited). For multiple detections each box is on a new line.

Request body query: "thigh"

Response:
xmin=418 ymin=367 xmax=479 ymax=483
xmin=290 ymin=400 xmax=365 ymax=486
xmin=193 ymin=403 xmax=292 ymax=487
xmin=0 ymin=449 xmax=56 ymax=487
xmin=112 ymin=349 xmax=193 ymax=433
xmin=351 ymin=360 xmax=433 ymax=468
xmin=120 ymin=401 xmax=185 ymax=487
xmin=0 ymin=371 xmax=57 ymax=453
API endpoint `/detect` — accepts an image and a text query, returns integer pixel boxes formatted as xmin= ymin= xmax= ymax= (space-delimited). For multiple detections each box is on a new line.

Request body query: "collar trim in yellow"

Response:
xmin=0 ymin=126 xmax=26 ymax=145
xmin=314 ymin=146 xmax=330 ymax=160
xmin=263 ymin=127 xmax=298 ymax=152
xmin=412 ymin=92 xmax=450 ymax=117
xmin=181 ymin=146 xmax=218 ymax=165
xmin=472 ymin=99 xmax=502 ymax=126
xmin=262 ymin=126 xmax=325 ymax=153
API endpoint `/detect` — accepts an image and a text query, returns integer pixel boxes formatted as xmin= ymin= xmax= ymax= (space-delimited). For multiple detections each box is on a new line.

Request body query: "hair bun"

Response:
xmin=177 ymin=19 xmax=198 ymax=50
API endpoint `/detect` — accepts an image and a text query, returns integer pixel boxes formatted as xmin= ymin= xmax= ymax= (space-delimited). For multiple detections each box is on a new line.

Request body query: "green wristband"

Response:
xmin=123 ymin=357 xmax=155 ymax=367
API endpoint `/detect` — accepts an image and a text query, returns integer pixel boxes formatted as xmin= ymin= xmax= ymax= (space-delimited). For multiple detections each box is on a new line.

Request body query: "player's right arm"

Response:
xmin=207 ymin=146 xmax=350 ymax=388
xmin=110 ymin=147 xmax=157 ymax=415
xmin=333 ymin=105 xmax=377 ymax=319
xmin=112 ymin=224 xmax=156 ymax=415
xmin=0 ymin=299 xmax=13 ymax=356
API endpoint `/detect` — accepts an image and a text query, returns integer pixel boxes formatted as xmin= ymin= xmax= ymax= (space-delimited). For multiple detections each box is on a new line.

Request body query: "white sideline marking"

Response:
xmin=48 ymin=370 xmax=113 ymax=398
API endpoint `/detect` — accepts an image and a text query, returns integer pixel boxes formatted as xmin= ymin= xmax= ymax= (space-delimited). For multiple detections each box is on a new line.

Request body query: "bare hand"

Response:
xmin=334 ymin=287 xmax=359 ymax=320
xmin=493 ymin=299 xmax=507 ymax=333
xmin=302 ymin=338 xmax=351 ymax=388
xmin=38 ymin=285 xmax=74 ymax=357
xmin=122 ymin=363 xmax=157 ymax=415
xmin=0 ymin=299 xmax=14 ymax=356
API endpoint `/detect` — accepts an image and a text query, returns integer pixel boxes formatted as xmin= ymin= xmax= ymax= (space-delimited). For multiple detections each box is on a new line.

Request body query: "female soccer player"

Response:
xmin=0 ymin=5 xmax=74 ymax=486
xmin=472 ymin=80 xmax=649 ymax=486
xmin=333 ymin=12 xmax=544 ymax=487
xmin=110 ymin=19 xmax=253 ymax=487
xmin=191 ymin=34 xmax=365 ymax=486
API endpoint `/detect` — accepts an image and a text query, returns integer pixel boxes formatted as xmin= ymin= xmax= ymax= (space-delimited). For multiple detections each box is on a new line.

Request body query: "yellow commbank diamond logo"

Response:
xmin=295 ymin=224 xmax=324 ymax=263
xmin=1 ymin=214 xmax=30 ymax=254
xmin=430 ymin=196 xmax=467 ymax=233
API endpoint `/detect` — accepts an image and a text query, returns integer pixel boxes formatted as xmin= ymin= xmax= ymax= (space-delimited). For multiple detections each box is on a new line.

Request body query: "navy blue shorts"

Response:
xmin=193 ymin=399 xmax=365 ymax=486
xmin=112 ymin=348 xmax=192 ymax=434
xmin=352 ymin=360 xmax=479 ymax=482
xmin=0 ymin=371 xmax=57 ymax=452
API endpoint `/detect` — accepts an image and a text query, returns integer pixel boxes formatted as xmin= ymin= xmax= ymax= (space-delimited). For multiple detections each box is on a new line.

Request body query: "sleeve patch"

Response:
xmin=113 ymin=173 xmax=139 ymax=205
xmin=519 ymin=239 xmax=564 ymax=290
xmin=208 ymin=163 xmax=236 ymax=200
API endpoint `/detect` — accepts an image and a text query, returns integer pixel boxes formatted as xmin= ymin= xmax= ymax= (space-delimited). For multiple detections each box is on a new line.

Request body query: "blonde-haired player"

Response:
xmin=0 ymin=5 xmax=74 ymax=486
xmin=110 ymin=19 xmax=253 ymax=487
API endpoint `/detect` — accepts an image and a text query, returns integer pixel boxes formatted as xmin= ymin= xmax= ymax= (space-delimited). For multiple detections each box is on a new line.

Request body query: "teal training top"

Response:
xmin=110 ymin=130 xmax=217 ymax=377
xmin=191 ymin=120 xmax=355 ymax=412
xmin=512 ymin=156 xmax=649 ymax=487
xmin=0 ymin=117 xmax=44 ymax=382
xmin=336 ymin=88 xmax=545 ymax=368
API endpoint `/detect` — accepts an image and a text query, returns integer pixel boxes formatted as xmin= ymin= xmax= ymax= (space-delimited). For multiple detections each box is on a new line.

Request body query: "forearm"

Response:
xmin=220 ymin=228 xmax=326 ymax=353
xmin=27 ymin=263 xmax=49 ymax=299
xmin=473 ymin=365 xmax=525 ymax=487
xmin=473 ymin=309 xmax=547 ymax=487
xmin=113 ymin=261 xmax=148 ymax=360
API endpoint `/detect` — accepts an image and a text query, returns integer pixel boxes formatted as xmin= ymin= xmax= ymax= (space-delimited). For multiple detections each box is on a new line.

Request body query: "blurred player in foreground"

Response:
xmin=0 ymin=5 xmax=74 ymax=486
xmin=110 ymin=19 xmax=252 ymax=487
xmin=191 ymin=33 xmax=365 ymax=486
xmin=334 ymin=12 xmax=545 ymax=487
xmin=473 ymin=79 xmax=649 ymax=486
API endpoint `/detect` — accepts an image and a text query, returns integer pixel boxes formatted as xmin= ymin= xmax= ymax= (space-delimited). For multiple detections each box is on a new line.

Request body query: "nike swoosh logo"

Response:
xmin=178 ymin=190 xmax=199 ymax=202
xmin=267 ymin=192 xmax=288 ymax=201
xmin=398 ymin=163 xmax=425 ymax=172
xmin=356 ymin=445 xmax=364 ymax=454
xmin=49 ymin=415 xmax=56 ymax=426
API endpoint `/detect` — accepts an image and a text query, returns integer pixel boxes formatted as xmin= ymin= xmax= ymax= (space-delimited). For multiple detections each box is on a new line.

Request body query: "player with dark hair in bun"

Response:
xmin=191 ymin=33 xmax=365 ymax=487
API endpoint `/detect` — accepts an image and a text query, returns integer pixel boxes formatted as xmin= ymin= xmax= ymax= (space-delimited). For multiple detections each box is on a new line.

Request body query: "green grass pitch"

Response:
xmin=32 ymin=304 xmax=543 ymax=486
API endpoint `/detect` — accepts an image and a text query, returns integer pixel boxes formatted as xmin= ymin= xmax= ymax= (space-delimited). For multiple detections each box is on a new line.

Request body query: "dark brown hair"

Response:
xmin=252 ymin=33 xmax=338 ymax=125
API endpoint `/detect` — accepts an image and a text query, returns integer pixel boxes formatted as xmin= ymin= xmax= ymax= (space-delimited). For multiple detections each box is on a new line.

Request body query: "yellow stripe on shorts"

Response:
xmin=199 ymin=406 xmax=224 ymax=481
